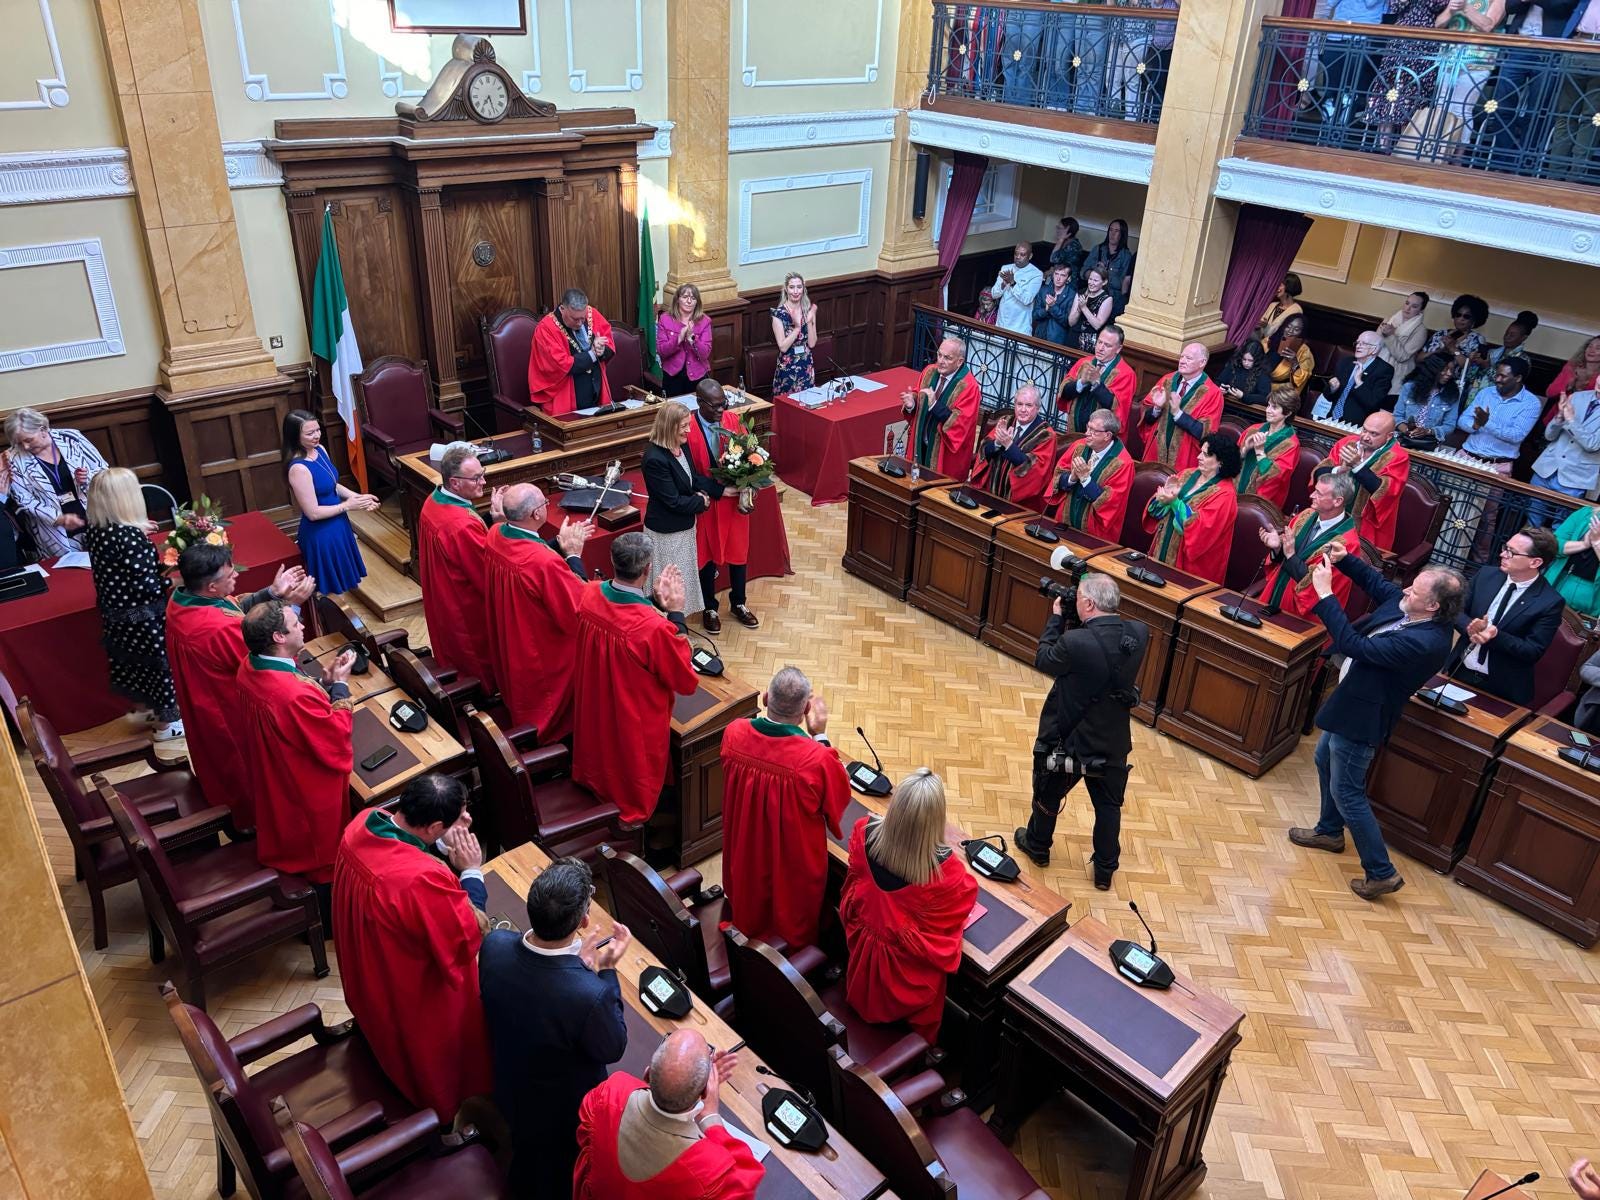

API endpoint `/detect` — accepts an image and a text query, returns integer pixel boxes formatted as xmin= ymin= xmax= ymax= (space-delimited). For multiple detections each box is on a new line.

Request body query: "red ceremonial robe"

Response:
xmin=1142 ymin=471 xmax=1238 ymax=585
xmin=1141 ymin=372 xmax=1223 ymax=472
xmin=166 ymin=590 xmax=254 ymax=826
xmin=720 ymin=717 xmax=850 ymax=950
xmin=332 ymin=808 xmax=492 ymax=1120
xmin=1258 ymin=510 xmax=1361 ymax=618
xmin=1318 ymin=435 xmax=1410 ymax=551
xmin=970 ymin=417 xmax=1058 ymax=511
xmin=417 ymin=488 xmax=496 ymax=691
xmin=572 ymin=582 xmax=699 ymax=823
xmin=235 ymin=654 xmax=353 ymax=883
xmin=907 ymin=365 xmax=981 ymax=479
xmin=485 ymin=524 xmax=586 ymax=743
xmin=1235 ymin=422 xmax=1300 ymax=511
xmin=1047 ymin=438 xmax=1135 ymax=539
xmin=685 ymin=409 xmax=750 ymax=568
xmin=527 ymin=308 xmax=615 ymax=416
xmin=574 ymin=1073 xmax=764 ymax=1200
xmin=839 ymin=816 xmax=978 ymax=1043
xmin=1056 ymin=354 xmax=1138 ymax=437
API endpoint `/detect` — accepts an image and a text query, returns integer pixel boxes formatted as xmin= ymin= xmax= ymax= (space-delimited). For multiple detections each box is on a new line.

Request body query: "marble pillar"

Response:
xmin=1117 ymin=0 xmax=1280 ymax=356
xmin=664 ymin=0 xmax=740 ymax=305
xmin=878 ymin=0 xmax=939 ymax=273
xmin=94 ymin=0 xmax=277 ymax=393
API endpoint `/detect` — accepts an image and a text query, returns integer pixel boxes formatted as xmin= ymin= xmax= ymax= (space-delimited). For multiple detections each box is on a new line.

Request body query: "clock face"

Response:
xmin=467 ymin=71 xmax=510 ymax=122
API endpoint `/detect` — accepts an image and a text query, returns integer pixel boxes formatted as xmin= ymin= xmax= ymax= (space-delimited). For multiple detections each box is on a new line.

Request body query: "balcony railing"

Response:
xmin=1242 ymin=18 xmax=1600 ymax=186
xmin=926 ymin=2 xmax=1179 ymax=124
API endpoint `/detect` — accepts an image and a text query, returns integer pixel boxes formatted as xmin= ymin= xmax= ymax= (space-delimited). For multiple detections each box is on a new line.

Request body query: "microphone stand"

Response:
xmin=1477 ymin=1174 xmax=1540 ymax=1200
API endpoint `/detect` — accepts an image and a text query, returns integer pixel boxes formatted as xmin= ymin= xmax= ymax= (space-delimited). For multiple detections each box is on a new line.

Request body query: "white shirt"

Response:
xmin=1462 ymin=576 xmax=1535 ymax=673
xmin=1338 ymin=616 xmax=1418 ymax=682
xmin=1312 ymin=515 xmax=1345 ymax=540
xmin=520 ymin=932 xmax=583 ymax=957
xmin=992 ymin=262 xmax=1043 ymax=335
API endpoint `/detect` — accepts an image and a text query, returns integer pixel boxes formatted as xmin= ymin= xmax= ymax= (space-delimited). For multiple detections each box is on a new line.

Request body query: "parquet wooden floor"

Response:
xmin=27 ymin=489 xmax=1600 ymax=1200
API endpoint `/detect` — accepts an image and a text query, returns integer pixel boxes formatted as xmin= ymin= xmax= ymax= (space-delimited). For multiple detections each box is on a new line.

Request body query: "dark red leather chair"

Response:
xmin=387 ymin=648 xmax=487 ymax=747
xmin=355 ymin=357 xmax=463 ymax=490
xmin=1226 ymin=494 xmax=1285 ymax=592
xmin=599 ymin=844 xmax=734 ymax=1012
xmin=827 ymin=1047 xmax=1049 ymax=1200
xmin=723 ymin=928 xmax=934 ymax=1121
xmin=306 ymin=594 xmax=409 ymax=671
xmin=1120 ymin=463 xmax=1173 ymax=553
xmin=272 ymin=1097 xmax=506 ymax=1200
xmin=1387 ymin=473 xmax=1445 ymax=582
xmin=1217 ymin=413 xmax=1251 ymax=444
xmin=466 ymin=709 xmax=636 ymax=861
xmin=1287 ymin=441 xmax=1324 ymax=510
xmin=604 ymin=325 xmax=664 ymax=399
xmin=1534 ymin=609 xmax=1592 ymax=715
xmin=19 ymin=698 xmax=214 ymax=949
xmin=104 ymin=782 xmax=328 ymax=1009
xmin=163 ymin=982 xmax=418 ymax=1200
xmin=481 ymin=307 xmax=539 ymax=432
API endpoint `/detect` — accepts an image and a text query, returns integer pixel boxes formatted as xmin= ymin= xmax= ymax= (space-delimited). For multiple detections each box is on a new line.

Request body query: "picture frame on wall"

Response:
xmin=388 ymin=0 xmax=527 ymax=35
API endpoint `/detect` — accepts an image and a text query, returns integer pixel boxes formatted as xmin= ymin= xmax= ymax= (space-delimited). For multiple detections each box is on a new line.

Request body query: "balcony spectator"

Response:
xmin=1001 ymin=6 xmax=1048 ymax=105
xmin=1068 ymin=266 xmax=1115 ymax=352
xmin=1365 ymin=0 xmax=1450 ymax=151
xmin=1546 ymin=506 xmax=1600 ymax=617
xmin=1421 ymin=293 xmax=1490 ymax=369
xmin=1461 ymin=309 xmax=1537 ymax=401
xmin=1532 ymin=388 xmax=1600 ymax=503
xmin=992 ymin=242 xmax=1044 ymax=336
xmin=1270 ymin=315 xmax=1315 ymax=397
xmin=1549 ymin=2 xmax=1600 ymax=181
xmin=1377 ymin=290 xmax=1431 ymax=390
xmin=1394 ymin=353 xmax=1464 ymax=444
xmin=1480 ymin=1 xmax=1547 ymax=158
xmin=1049 ymin=216 xmax=1087 ymax=279
xmin=1437 ymin=1 xmax=1508 ymax=136
xmin=1034 ymin=263 xmax=1077 ymax=346
xmin=1255 ymin=273 xmax=1304 ymax=344
xmin=1546 ymin=335 xmax=1600 ymax=407
xmin=1218 ymin=339 xmax=1278 ymax=407
xmin=973 ymin=288 xmax=1000 ymax=326
xmin=1083 ymin=219 xmax=1134 ymax=314
xmin=1458 ymin=357 xmax=1540 ymax=475
xmin=1045 ymin=4 xmax=1113 ymax=116
xmin=1316 ymin=331 xmax=1395 ymax=425
xmin=1129 ymin=0 xmax=1178 ymax=121
xmin=1319 ymin=0 xmax=1388 ymax=129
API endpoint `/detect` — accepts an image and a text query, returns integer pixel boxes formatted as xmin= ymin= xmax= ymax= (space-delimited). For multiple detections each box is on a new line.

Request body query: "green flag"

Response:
xmin=310 ymin=207 xmax=368 ymax=491
xmin=638 ymin=202 xmax=658 ymax=374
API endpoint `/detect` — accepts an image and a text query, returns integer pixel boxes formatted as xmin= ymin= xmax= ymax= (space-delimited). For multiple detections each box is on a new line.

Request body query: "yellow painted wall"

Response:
xmin=0 ymin=0 xmax=124 ymax=152
xmin=729 ymin=0 xmax=898 ymax=116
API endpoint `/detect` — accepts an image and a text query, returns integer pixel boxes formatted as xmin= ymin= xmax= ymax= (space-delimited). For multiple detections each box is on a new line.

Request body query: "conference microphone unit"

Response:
xmin=1415 ymin=653 xmax=1470 ymax=715
xmin=681 ymin=628 xmax=724 ymax=677
xmin=1477 ymin=1173 xmax=1540 ymax=1200
xmin=1109 ymin=900 xmax=1174 ymax=989
xmin=846 ymin=727 xmax=892 ymax=797
xmin=457 ymin=407 xmax=514 ymax=464
xmin=1221 ymin=547 xmax=1276 ymax=629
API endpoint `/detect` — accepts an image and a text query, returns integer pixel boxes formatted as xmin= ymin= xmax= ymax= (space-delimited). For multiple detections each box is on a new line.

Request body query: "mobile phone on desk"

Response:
xmin=1571 ymin=729 xmax=1593 ymax=748
xmin=360 ymin=744 xmax=398 ymax=772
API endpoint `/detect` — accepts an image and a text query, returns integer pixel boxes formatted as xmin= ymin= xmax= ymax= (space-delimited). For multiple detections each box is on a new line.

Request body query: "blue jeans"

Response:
xmin=1529 ymin=472 xmax=1588 ymax=527
xmin=1313 ymin=731 xmax=1396 ymax=881
xmin=1001 ymin=11 xmax=1045 ymax=105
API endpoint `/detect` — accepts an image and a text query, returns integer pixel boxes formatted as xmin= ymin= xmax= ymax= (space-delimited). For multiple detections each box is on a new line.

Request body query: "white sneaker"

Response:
xmin=153 ymin=720 xmax=185 ymax=741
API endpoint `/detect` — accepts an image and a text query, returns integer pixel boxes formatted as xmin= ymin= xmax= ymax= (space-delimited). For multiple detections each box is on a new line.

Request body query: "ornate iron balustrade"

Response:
xmin=1242 ymin=18 xmax=1600 ymax=186
xmin=911 ymin=304 xmax=1087 ymax=430
xmin=927 ymin=2 xmax=1178 ymax=124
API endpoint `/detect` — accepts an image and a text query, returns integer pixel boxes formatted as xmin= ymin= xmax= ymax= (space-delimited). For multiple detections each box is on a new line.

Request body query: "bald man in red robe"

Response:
xmin=528 ymin=287 xmax=615 ymax=415
xmin=1256 ymin=474 xmax=1362 ymax=617
xmin=900 ymin=336 xmax=981 ymax=478
xmin=574 ymin=1031 xmax=761 ymax=1200
xmin=1140 ymin=341 xmax=1223 ymax=472
xmin=484 ymin=483 xmax=593 ymax=744
xmin=1047 ymin=412 xmax=1135 ymax=539
xmin=235 ymin=600 xmax=354 ymax=886
xmin=571 ymin=533 xmax=699 ymax=824
xmin=333 ymin=774 xmax=493 ymax=1122
xmin=167 ymin=547 xmax=314 ymax=829
xmin=417 ymin=447 xmax=498 ymax=690
xmin=721 ymin=667 xmax=849 ymax=951
xmin=971 ymin=385 xmax=1057 ymax=511
xmin=1314 ymin=410 xmax=1411 ymax=551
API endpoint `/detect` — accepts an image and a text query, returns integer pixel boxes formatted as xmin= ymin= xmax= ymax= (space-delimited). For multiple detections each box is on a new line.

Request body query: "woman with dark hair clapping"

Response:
xmin=283 ymin=409 xmax=375 ymax=597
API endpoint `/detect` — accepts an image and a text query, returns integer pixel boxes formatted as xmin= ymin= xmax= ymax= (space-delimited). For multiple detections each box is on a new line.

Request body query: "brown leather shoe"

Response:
xmin=731 ymin=605 xmax=760 ymax=629
xmin=1349 ymin=874 xmax=1404 ymax=900
xmin=701 ymin=609 xmax=721 ymax=634
xmin=1288 ymin=827 xmax=1346 ymax=853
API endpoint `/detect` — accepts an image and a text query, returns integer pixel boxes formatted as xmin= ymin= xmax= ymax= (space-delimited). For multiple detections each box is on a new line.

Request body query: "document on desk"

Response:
xmin=722 ymin=1121 xmax=773 ymax=1162
xmin=574 ymin=398 xmax=646 ymax=416
xmin=53 ymin=552 xmax=90 ymax=569
xmin=1437 ymin=684 xmax=1477 ymax=704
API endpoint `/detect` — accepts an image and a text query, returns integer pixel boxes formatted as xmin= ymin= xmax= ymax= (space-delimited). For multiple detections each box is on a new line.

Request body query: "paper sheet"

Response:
xmin=52 ymin=552 xmax=90 ymax=569
xmin=1437 ymin=683 xmax=1477 ymax=703
xmin=721 ymin=1120 xmax=773 ymax=1162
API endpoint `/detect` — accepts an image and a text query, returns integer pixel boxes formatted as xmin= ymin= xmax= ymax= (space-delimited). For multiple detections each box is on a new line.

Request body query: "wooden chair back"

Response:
xmin=272 ymin=1097 xmax=353 ymax=1200
xmin=101 ymin=781 xmax=187 ymax=960
xmin=827 ymin=1047 xmax=953 ymax=1200
xmin=388 ymin=648 xmax=469 ymax=742
xmin=600 ymin=844 xmax=714 ymax=999
xmin=723 ymin=927 xmax=844 ymax=1116
xmin=466 ymin=709 xmax=538 ymax=853
xmin=1121 ymin=462 xmax=1173 ymax=552
xmin=1227 ymin=493 xmax=1285 ymax=592
xmin=481 ymin=307 xmax=538 ymax=426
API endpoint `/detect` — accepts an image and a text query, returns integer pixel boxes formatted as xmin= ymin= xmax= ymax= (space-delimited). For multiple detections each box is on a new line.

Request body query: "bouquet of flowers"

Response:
xmin=711 ymin=415 xmax=775 ymax=513
xmin=160 ymin=495 xmax=230 ymax=570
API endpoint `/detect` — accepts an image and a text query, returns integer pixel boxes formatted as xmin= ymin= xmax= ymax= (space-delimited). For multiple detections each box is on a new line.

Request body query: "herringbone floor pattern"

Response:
xmin=28 ymin=490 xmax=1600 ymax=1200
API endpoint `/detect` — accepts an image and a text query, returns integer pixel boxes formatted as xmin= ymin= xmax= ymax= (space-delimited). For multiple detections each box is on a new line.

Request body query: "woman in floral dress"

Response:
xmin=771 ymin=272 xmax=819 ymax=395
xmin=1365 ymin=0 xmax=1450 ymax=148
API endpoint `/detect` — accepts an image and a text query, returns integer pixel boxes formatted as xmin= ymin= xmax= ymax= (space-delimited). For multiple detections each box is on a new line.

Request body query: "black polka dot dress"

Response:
xmin=85 ymin=522 xmax=179 ymax=721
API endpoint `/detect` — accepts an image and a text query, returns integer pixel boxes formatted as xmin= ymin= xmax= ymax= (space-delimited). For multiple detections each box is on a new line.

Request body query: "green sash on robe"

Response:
xmin=1154 ymin=372 xmax=1210 ymax=466
xmin=915 ymin=366 xmax=972 ymax=468
xmin=1237 ymin=424 xmax=1294 ymax=495
xmin=1152 ymin=470 xmax=1220 ymax=562
xmin=1263 ymin=512 xmax=1355 ymax=608
xmin=1066 ymin=438 xmax=1124 ymax=529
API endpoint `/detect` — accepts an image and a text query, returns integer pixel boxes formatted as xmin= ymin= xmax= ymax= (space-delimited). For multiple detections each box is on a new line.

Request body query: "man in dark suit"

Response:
xmin=1014 ymin=573 xmax=1149 ymax=890
xmin=1321 ymin=330 xmax=1395 ymax=425
xmin=1451 ymin=526 xmax=1566 ymax=706
xmin=1289 ymin=542 xmax=1465 ymax=899
xmin=479 ymin=856 xmax=631 ymax=1199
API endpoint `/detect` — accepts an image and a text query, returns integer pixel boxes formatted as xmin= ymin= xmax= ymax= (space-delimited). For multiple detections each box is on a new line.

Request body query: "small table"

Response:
xmin=660 ymin=671 xmax=761 ymax=868
xmin=774 ymin=366 xmax=924 ymax=504
xmin=842 ymin=456 xmax=951 ymax=599
xmin=1156 ymin=591 xmax=1328 ymax=777
xmin=1365 ymin=676 xmax=1533 ymax=872
xmin=1456 ymin=718 xmax=1600 ymax=945
xmin=990 ymin=916 xmax=1245 ymax=1200
xmin=906 ymin=485 xmax=1029 ymax=638
xmin=825 ymin=793 xmax=1070 ymax=1106
xmin=484 ymin=843 xmax=888 ymax=1200
xmin=982 ymin=514 xmax=1117 ymax=664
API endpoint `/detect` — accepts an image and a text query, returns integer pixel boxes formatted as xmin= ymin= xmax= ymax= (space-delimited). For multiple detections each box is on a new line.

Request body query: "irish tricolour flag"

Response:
xmin=311 ymin=206 xmax=369 ymax=492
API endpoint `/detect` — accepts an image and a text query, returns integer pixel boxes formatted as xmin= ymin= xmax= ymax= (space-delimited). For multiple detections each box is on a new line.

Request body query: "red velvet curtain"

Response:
xmin=938 ymin=151 xmax=990 ymax=301
xmin=1262 ymin=0 xmax=1319 ymax=128
xmin=1219 ymin=204 xmax=1313 ymax=346
xmin=1281 ymin=0 xmax=1315 ymax=14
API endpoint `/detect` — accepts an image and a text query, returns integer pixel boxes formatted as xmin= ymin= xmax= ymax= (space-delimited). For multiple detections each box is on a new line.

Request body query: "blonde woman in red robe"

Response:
xmin=899 ymin=336 xmax=981 ymax=478
xmin=1236 ymin=385 xmax=1302 ymax=512
xmin=1047 ymin=411 xmax=1134 ymax=539
xmin=528 ymin=287 xmax=614 ymax=415
xmin=971 ymin=384 xmax=1057 ymax=511
xmin=1143 ymin=433 xmax=1241 ymax=585
xmin=839 ymin=768 xmax=978 ymax=1043
xmin=1140 ymin=341 xmax=1223 ymax=472
xmin=416 ymin=446 xmax=499 ymax=690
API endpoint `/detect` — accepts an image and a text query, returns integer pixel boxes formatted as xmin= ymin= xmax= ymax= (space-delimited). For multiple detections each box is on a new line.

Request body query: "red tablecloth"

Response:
xmin=539 ymin=468 xmax=792 ymax=585
xmin=773 ymin=366 xmax=925 ymax=505
xmin=0 ymin=511 xmax=300 ymax=734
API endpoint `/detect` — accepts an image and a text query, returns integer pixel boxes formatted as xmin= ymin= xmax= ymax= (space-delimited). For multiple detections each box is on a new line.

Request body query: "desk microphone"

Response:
xmin=846 ymin=727 xmax=892 ymax=797
xmin=1221 ymin=552 xmax=1271 ymax=629
xmin=822 ymin=357 xmax=857 ymax=402
xmin=1478 ymin=1174 xmax=1540 ymax=1200
xmin=681 ymin=627 xmax=724 ymax=677
xmin=1418 ymin=650 xmax=1469 ymax=715
xmin=1108 ymin=900 xmax=1174 ymax=989
xmin=458 ymin=407 xmax=514 ymax=464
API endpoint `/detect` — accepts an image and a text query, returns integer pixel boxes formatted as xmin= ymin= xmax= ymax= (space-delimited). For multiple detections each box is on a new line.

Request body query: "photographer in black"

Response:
xmin=1014 ymin=572 xmax=1148 ymax=890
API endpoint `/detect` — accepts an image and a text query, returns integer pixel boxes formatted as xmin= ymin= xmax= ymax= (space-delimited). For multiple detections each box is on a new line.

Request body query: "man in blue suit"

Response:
xmin=480 ymin=857 xmax=631 ymax=1199
xmin=1289 ymin=542 xmax=1466 ymax=899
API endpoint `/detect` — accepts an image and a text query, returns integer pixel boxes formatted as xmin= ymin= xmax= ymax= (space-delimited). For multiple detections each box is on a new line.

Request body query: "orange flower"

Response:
xmin=748 ymin=453 xmax=765 ymax=467
xmin=161 ymin=546 xmax=179 ymax=567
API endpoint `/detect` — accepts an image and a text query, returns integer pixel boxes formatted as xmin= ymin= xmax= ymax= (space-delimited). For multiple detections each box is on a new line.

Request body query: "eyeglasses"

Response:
xmin=454 ymin=472 xmax=487 ymax=483
xmin=1499 ymin=546 xmax=1532 ymax=559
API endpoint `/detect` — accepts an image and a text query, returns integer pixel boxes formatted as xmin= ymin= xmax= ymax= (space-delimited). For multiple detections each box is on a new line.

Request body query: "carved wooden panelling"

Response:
xmin=548 ymin=171 xmax=625 ymax=320
xmin=333 ymin=190 xmax=425 ymax=366
xmin=444 ymin=186 xmax=540 ymax=382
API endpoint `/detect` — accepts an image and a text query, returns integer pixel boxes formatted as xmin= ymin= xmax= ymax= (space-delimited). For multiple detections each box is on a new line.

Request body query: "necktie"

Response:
xmin=1489 ymin=582 xmax=1519 ymax=626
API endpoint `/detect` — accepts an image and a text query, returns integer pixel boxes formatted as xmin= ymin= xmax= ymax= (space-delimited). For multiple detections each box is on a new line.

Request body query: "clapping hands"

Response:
xmin=654 ymin=563 xmax=687 ymax=613
xmin=556 ymin=516 xmax=594 ymax=558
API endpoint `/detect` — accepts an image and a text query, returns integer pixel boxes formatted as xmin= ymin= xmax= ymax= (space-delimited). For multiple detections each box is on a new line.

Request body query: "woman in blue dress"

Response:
xmin=283 ymin=409 xmax=377 ymax=596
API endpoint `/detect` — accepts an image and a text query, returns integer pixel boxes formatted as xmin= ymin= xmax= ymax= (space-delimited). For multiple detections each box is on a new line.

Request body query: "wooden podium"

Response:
xmin=982 ymin=514 xmax=1117 ymax=663
xmin=907 ymin=485 xmax=1032 ymax=636
xmin=1365 ymin=677 xmax=1532 ymax=872
xmin=1084 ymin=551 xmax=1219 ymax=726
xmin=842 ymin=456 xmax=951 ymax=598
xmin=1157 ymin=592 xmax=1327 ymax=777
xmin=990 ymin=917 xmax=1244 ymax=1200
xmin=1456 ymin=718 xmax=1600 ymax=945
xmin=657 ymin=670 xmax=759 ymax=868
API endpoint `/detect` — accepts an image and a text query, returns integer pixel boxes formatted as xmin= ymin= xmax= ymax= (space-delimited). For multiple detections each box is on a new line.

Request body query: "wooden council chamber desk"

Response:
xmin=1085 ymin=551 xmax=1218 ymax=728
xmin=841 ymin=456 xmax=952 ymax=598
xmin=982 ymin=513 xmax=1118 ymax=663
xmin=906 ymin=484 xmax=1030 ymax=636
xmin=662 ymin=671 xmax=760 ymax=869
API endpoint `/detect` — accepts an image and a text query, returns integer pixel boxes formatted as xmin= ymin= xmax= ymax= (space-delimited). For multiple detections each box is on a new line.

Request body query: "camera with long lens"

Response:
xmin=1038 ymin=547 xmax=1089 ymax=628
